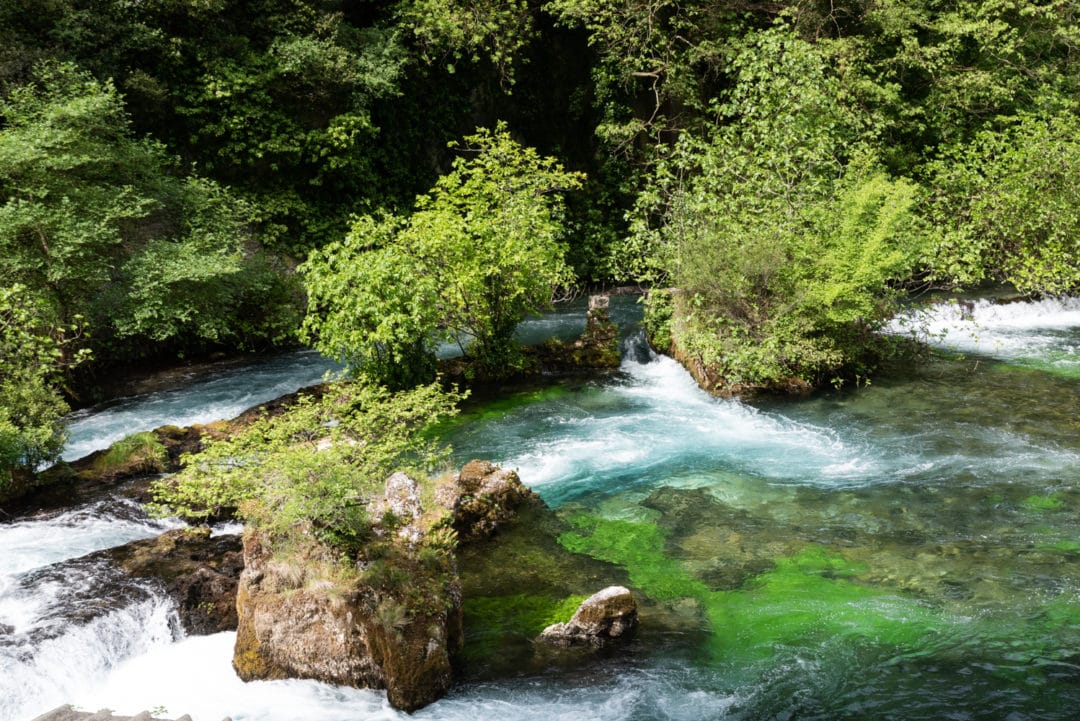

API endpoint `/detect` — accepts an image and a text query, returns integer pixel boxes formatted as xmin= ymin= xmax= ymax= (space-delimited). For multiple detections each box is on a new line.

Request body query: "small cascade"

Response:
xmin=620 ymin=328 xmax=657 ymax=366
xmin=0 ymin=498 xmax=186 ymax=721
xmin=0 ymin=572 xmax=179 ymax=721
xmin=888 ymin=295 xmax=1080 ymax=374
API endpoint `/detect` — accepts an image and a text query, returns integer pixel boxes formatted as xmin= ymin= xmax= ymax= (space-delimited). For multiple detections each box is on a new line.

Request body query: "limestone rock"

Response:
xmin=539 ymin=586 xmax=638 ymax=647
xmin=436 ymin=460 xmax=540 ymax=542
xmin=232 ymin=526 xmax=459 ymax=713
xmin=369 ymin=472 xmax=425 ymax=545
xmin=233 ymin=529 xmax=384 ymax=686
xmin=106 ymin=528 xmax=242 ymax=635
xmin=231 ymin=461 xmax=534 ymax=712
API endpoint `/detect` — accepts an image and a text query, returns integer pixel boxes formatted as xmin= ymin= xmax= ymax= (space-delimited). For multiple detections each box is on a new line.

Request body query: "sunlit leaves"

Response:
xmin=927 ymin=111 xmax=1080 ymax=295
xmin=152 ymin=380 xmax=461 ymax=553
xmin=0 ymin=283 xmax=89 ymax=482
xmin=301 ymin=125 xmax=582 ymax=388
xmin=630 ymin=26 xmax=925 ymax=390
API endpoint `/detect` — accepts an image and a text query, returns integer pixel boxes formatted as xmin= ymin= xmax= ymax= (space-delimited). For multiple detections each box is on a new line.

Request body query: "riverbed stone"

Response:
xmin=105 ymin=527 xmax=243 ymax=635
xmin=436 ymin=460 xmax=541 ymax=542
xmin=538 ymin=586 xmax=638 ymax=647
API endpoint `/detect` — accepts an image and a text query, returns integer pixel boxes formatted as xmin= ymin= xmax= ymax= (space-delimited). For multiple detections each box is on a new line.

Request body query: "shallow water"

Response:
xmin=4 ymin=295 xmax=1079 ymax=721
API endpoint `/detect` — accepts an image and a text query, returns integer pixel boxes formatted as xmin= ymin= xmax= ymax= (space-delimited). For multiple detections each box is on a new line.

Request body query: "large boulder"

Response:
xmin=106 ymin=527 xmax=243 ymax=635
xmin=232 ymin=462 xmax=541 ymax=711
xmin=233 ymin=523 xmax=460 ymax=711
xmin=232 ymin=530 xmax=388 ymax=688
xmin=436 ymin=460 xmax=540 ymax=542
xmin=539 ymin=586 xmax=638 ymax=647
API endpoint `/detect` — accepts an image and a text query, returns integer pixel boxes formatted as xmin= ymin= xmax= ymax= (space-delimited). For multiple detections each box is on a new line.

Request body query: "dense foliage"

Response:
xmin=4 ymin=0 xmax=1080 ymax=487
xmin=301 ymin=126 xmax=582 ymax=387
xmin=0 ymin=283 xmax=88 ymax=485
xmin=0 ymin=63 xmax=300 ymax=362
xmin=629 ymin=28 xmax=925 ymax=391
xmin=151 ymin=380 xmax=461 ymax=554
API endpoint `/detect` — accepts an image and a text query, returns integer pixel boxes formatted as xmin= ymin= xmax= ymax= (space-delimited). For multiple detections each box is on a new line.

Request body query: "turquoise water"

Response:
xmin=5 ymin=295 xmax=1079 ymax=721
xmin=443 ymin=301 xmax=1080 ymax=721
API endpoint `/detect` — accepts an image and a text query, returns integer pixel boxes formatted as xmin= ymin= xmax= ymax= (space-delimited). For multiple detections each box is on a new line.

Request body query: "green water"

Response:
xmin=444 ymin=321 xmax=1080 ymax=720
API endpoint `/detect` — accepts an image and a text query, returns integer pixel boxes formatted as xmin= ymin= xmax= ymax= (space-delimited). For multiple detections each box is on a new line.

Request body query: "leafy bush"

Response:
xmin=151 ymin=380 xmax=462 ymax=555
xmin=631 ymin=27 xmax=926 ymax=392
xmin=0 ymin=62 xmax=301 ymax=362
xmin=301 ymin=125 xmax=583 ymax=388
xmin=0 ymin=283 xmax=89 ymax=486
xmin=927 ymin=111 xmax=1080 ymax=295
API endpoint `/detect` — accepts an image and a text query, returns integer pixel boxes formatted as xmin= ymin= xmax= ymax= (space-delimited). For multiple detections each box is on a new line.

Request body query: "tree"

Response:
xmin=301 ymin=125 xmax=583 ymax=388
xmin=926 ymin=111 xmax=1080 ymax=295
xmin=0 ymin=284 xmax=89 ymax=488
xmin=0 ymin=62 xmax=298 ymax=361
xmin=631 ymin=26 xmax=926 ymax=393
xmin=397 ymin=0 xmax=534 ymax=87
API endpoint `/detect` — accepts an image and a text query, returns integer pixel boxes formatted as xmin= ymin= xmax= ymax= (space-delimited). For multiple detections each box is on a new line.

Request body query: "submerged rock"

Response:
xmin=538 ymin=586 xmax=638 ymax=647
xmin=31 ymin=706 xmax=199 ymax=721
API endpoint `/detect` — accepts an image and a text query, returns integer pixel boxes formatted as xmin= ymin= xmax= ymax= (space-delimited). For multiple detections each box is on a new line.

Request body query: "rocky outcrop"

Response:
xmin=105 ymin=527 xmax=243 ymax=635
xmin=232 ymin=531 xmax=388 ymax=688
xmin=30 ymin=706 xmax=207 ymax=721
xmin=533 ymin=294 xmax=621 ymax=372
xmin=436 ymin=460 xmax=541 ymax=542
xmin=538 ymin=586 xmax=638 ymax=647
xmin=233 ymin=461 xmax=536 ymax=712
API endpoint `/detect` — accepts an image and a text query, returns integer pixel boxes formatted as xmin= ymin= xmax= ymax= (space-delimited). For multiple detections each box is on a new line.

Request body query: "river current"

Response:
xmin=2 ymin=296 xmax=1079 ymax=721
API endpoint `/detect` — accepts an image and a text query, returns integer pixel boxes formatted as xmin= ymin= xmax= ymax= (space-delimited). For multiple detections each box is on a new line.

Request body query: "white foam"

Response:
xmin=888 ymin=296 xmax=1080 ymax=361
xmin=0 ymin=597 xmax=179 ymax=721
xmin=72 ymin=632 xmax=400 ymax=721
xmin=482 ymin=353 xmax=877 ymax=494
xmin=0 ymin=499 xmax=181 ymax=578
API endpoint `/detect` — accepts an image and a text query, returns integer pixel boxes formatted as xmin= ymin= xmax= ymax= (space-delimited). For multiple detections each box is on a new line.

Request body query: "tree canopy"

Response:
xmin=0 ymin=62 xmax=299 ymax=362
xmin=301 ymin=125 xmax=583 ymax=388
xmin=3 ymin=0 xmax=1080 ymax=467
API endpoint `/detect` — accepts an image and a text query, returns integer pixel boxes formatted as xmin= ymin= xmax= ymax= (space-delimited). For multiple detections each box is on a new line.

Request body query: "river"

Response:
xmin=2 ymin=296 xmax=1079 ymax=721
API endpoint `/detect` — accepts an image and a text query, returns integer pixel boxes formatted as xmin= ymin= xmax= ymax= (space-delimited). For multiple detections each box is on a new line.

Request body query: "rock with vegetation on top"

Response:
xmin=539 ymin=586 xmax=638 ymax=647
xmin=233 ymin=461 xmax=537 ymax=711
xmin=104 ymin=527 xmax=243 ymax=635
xmin=436 ymin=460 xmax=541 ymax=542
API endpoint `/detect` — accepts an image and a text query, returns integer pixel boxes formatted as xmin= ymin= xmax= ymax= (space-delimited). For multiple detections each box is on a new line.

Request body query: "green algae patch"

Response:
xmin=464 ymin=593 xmax=588 ymax=641
xmin=460 ymin=593 xmax=588 ymax=667
xmin=459 ymin=385 xmax=572 ymax=425
xmin=1023 ymin=494 xmax=1065 ymax=511
xmin=703 ymin=546 xmax=942 ymax=665
xmin=455 ymin=505 xmax=631 ymax=673
xmin=1037 ymin=539 xmax=1080 ymax=554
xmin=558 ymin=513 xmax=946 ymax=668
xmin=1008 ymin=353 xmax=1080 ymax=380
xmin=558 ymin=513 xmax=709 ymax=602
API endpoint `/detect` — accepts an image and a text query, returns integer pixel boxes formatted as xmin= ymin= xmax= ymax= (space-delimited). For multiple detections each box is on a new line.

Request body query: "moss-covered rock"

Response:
xmin=538 ymin=585 xmax=638 ymax=647
xmin=103 ymin=527 xmax=243 ymax=635
xmin=436 ymin=459 xmax=542 ymax=542
xmin=233 ymin=461 xmax=546 ymax=712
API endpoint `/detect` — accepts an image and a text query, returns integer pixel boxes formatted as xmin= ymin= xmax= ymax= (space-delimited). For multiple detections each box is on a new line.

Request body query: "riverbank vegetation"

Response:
xmin=4 ymin=0 xmax=1080 ymax=479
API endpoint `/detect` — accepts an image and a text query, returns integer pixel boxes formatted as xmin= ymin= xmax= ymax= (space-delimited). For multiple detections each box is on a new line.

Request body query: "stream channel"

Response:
xmin=2 ymin=295 xmax=1080 ymax=721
